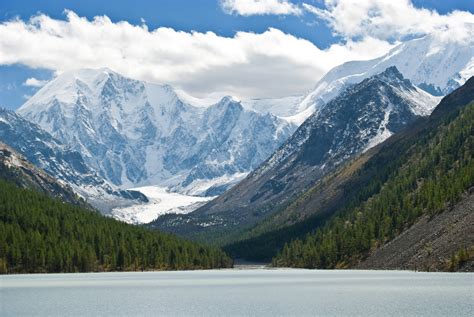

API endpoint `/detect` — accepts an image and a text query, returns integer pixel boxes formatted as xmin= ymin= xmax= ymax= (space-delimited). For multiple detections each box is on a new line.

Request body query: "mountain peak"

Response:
xmin=341 ymin=67 xmax=440 ymax=117
xmin=361 ymin=66 xmax=413 ymax=92
xmin=376 ymin=66 xmax=404 ymax=81
xmin=214 ymin=96 xmax=244 ymax=112
xmin=64 ymin=67 xmax=117 ymax=79
xmin=219 ymin=95 xmax=241 ymax=104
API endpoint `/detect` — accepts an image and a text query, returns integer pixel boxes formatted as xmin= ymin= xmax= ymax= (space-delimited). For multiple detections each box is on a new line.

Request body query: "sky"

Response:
xmin=0 ymin=0 xmax=473 ymax=110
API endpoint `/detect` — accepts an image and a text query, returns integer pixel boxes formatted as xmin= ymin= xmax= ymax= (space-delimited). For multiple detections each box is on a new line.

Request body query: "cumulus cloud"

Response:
xmin=23 ymin=77 xmax=48 ymax=87
xmin=0 ymin=10 xmax=394 ymax=99
xmin=220 ymin=0 xmax=302 ymax=16
xmin=303 ymin=0 xmax=474 ymax=42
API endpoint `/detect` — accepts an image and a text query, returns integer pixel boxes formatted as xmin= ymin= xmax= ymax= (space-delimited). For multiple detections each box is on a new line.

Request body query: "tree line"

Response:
xmin=0 ymin=180 xmax=232 ymax=273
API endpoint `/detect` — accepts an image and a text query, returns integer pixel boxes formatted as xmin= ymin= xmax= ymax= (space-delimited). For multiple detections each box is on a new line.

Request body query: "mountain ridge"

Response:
xmin=226 ymin=76 xmax=474 ymax=263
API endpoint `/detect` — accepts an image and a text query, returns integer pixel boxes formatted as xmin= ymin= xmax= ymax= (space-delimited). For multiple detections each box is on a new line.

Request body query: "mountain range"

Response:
xmin=17 ymin=69 xmax=295 ymax=198
xmin=150 ymin=67 xmax=441 ymax=238
xmin=10 ymin=34 xmax=472 ymax=224
xmin=270 ymin=77 xmax=474 ymax=270
xmin=284 ymin=33 xmax=474 ymax=123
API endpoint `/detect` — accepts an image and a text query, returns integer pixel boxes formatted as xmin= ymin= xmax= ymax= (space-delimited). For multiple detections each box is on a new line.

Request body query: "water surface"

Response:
xmin=1 ymin=269 xmax=472 ymax=316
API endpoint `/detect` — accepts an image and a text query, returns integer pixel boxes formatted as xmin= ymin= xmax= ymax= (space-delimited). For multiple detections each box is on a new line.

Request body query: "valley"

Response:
xmin=0 ymin=25 xmax=473 ymax=275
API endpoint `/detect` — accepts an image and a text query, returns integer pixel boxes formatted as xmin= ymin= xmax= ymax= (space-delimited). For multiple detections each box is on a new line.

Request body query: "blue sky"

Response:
xmin=0 ymin=0 xmax=338 ymax=47
xmin=0 ymin=0 xmax=472 ymax=109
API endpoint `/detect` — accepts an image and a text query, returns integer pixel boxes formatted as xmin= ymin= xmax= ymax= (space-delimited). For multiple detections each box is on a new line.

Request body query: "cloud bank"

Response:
xmin=303 ymin=0 xmax=473 ymax=42
xmin=0 ymin=1 xmax=472 ymax=99
xmin=0 ymin=10 xmax=394 ymax=99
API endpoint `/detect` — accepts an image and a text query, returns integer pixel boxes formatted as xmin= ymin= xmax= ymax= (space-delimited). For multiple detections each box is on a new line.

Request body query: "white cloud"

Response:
xmin=0 ymin=10 xmax=394 ymax=99
xmin=23 ymin=77 xmax=48 ymax=87
xmin=0 ymin=2 xmax=472 ymax=100
xmin=303 ymin=0 xmax=474 ymax=42
xmin=220 ymin=0 xmax=302 ymax=16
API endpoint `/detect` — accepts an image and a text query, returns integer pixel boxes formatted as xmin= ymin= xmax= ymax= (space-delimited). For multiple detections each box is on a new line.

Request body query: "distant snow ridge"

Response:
xmin=18 ymin=68 xmax=296 ymax=197
xmin=290 ymin=34 xmax=474 ymax=123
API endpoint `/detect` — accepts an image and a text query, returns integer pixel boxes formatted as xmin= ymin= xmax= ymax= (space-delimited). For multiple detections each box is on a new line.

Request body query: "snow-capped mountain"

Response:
xmin=261 ymin=67 xmax=441 ymax=175
xmin=17 ymin=68 xmax=295 ymax=197
xmin=151 ymin=67 xmax=441 ymax=236
xmin=298 ymin=34 xmax=473 ymax=119
xmin=0 ymin=108 xmax=146 ymax=211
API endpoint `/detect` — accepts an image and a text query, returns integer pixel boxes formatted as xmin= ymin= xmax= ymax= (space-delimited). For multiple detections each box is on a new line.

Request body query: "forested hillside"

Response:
xmin=223 ymin=77 xmax=473 ymax=269
xmin=273 ymin=93 xmax=473 ymax=269
xmin=0 ymin=179 xmax=232 ymax=273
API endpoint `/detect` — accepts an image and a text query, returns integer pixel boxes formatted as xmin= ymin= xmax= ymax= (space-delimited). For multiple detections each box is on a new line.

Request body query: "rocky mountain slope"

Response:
xmin=151 ymin=67 xmax=440 ymax=238
xmin=0 ymin=108 xmax=146 ymax=211
xmin=17 ymin=68 xmax=295 ymax=196
xmin=0 ymin=142 xmax=86 ymax=207
xmin=357 ymin=192 xmax=473 ymax=272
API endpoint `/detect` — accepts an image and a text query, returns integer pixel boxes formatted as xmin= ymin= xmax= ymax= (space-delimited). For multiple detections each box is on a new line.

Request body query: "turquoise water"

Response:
xmin=1 ymin=269 xmax=472 ymax=316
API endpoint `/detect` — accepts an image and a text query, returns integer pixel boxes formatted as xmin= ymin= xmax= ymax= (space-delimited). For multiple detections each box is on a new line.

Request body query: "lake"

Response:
xmin=1 ymin=269 xmax=472 ymax=316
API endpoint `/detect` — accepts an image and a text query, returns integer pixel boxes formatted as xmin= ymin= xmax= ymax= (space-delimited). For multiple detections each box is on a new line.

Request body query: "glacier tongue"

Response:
xmin=111 ymin=186 xmax=214 ymax=224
